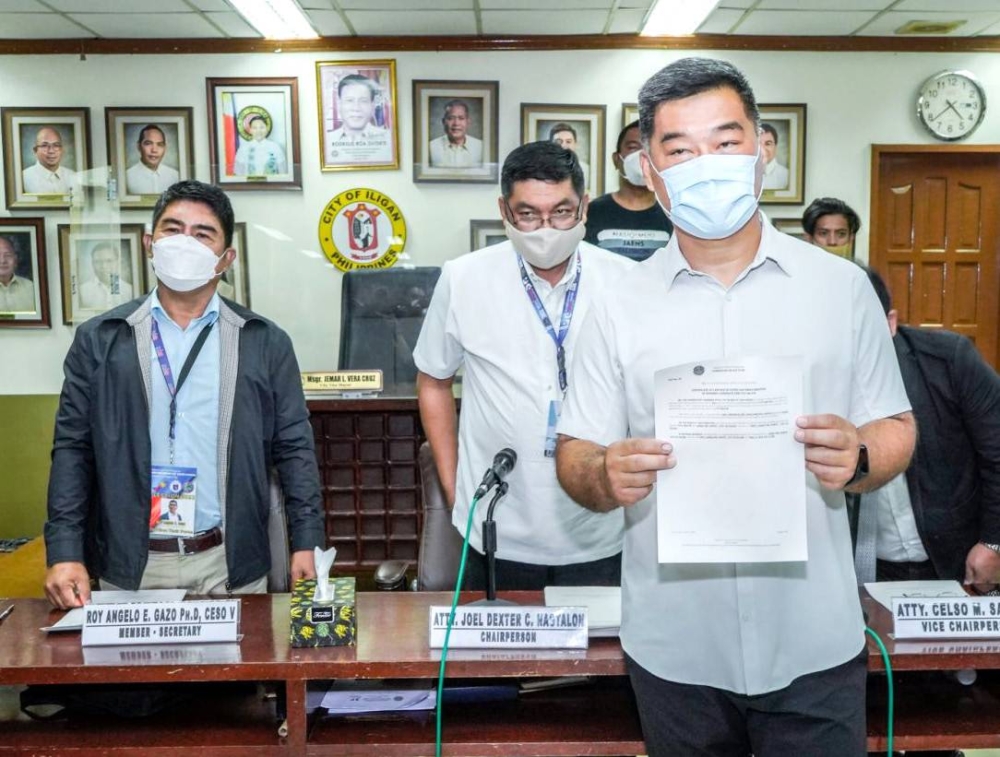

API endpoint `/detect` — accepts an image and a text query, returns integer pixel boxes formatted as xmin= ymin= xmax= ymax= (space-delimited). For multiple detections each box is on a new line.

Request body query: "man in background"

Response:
xmin=760 ymin=122 xmax=789 ymax=190
xmin=429 ymin=99 xmax=483 ymax=168
xmin=584 ymin=120 xmax=672 ymax=262
xmin=126 ymin=124 xmax=180 ymax=195
xmin=0 ymin=236 xmax=35 ymax=313
xmin=549 ymin=122 xmax=590 ymax=192
xmin=22 ymin=125 xmax=75 ymax=195
xmin=79 ymin=242 xmax=134 ymax=312
xmin=802 ymin=197 xmax=861 ymax=259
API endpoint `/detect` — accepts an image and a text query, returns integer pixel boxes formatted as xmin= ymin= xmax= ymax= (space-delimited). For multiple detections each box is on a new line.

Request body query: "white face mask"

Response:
xmin=504 ymin=220 xmax=585 ymax=271
xmin=151 ymin=234 xmax=222 ymax=293
xmin=620 ymin=150 xmax=646 ymax=187
xmin=653 ymin=145 xmax=762 ymax=240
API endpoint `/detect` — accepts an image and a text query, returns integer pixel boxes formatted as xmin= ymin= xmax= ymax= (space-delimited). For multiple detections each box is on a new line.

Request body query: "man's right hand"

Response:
xmin=45 ymin=562 xmax=91 ymax=609
xmin=603 ymin=438 xmax=675 ymax=507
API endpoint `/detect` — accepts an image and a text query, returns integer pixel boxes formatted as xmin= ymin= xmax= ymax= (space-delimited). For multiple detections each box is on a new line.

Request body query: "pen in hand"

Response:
xmin=0 ymin=605 xmax=13 ymax=623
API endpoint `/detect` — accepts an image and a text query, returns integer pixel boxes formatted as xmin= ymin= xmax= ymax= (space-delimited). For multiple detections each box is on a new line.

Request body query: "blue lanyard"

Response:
xmin=517 ymin=254 xmax=581 ymax=393
xmin=151 ymin=318 xmax=214 ymax=464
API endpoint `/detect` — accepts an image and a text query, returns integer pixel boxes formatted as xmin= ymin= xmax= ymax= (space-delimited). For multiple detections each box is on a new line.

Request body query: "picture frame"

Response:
xmin=622 ymin=102 xmax=638 ymax=129
xmin=772 ymin=217 xmax=808 ymax=243
xmin=759 ymin=104 xmax=807 ymax=205
xmin=521 ymin=103 xmax=606 ymax=196
xmin=412 ymin=80 xmax=499 ymax=184
xmin=469 ymin=219 xmax=506 ymax=252
xmin=106 ymin=107 xmax=194 ymax=208
xmin=0 ymin=217 xmax=49 ymax=328
xmin=206 ymin=77 xmax=301 ymax=190
xmin=142 ymin=222 xmax=250 ymax=307
xmin=58 ymin=224 xmax=144 ymax=325
xmin=1 ymin=107 xmax=90 ymax=210
xmin=316 ymin=59 xmax=398 ymax=172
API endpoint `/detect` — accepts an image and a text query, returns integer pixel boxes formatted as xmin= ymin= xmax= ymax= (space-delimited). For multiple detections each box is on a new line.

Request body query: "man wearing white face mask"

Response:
xmin=583 ymin=120 xmax=672 ymax=262
xmin=556 ymin=58 xmax=915 ymax=756
xmin=44 ymin=180 xmax=324 ymax=609
xmin=414 ymin=141 xmax=633 ymax=590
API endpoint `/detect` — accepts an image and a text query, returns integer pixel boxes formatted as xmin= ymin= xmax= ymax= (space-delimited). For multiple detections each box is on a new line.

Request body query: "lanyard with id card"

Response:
xmin=149 ymin=318 xmax=214 ymax=537
xmin=517 ymin=255 xmax=580 ymax=458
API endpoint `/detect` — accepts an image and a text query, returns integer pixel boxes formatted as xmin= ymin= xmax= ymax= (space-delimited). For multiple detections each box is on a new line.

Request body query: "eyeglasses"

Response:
xmin=505 ymin=200 xmax=582 ymax=232
xmin=35 ymin=142 xmax=63 ymax=151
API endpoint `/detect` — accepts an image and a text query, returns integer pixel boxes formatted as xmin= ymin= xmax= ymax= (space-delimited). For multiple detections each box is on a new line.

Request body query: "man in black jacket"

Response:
xmin=861 ymin=267 xmax=1000 ymax=592
xmin=44 ymin=181 xmax=324 ymax=608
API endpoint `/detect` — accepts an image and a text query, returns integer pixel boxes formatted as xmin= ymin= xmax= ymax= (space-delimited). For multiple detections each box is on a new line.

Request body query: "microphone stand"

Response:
xmin=470 ymin=482 xmax=517 ymax=607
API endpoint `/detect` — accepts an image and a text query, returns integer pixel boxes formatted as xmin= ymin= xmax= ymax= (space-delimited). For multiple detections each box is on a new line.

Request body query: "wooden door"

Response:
xmin=870 ymin=146 xmax=1000 ymax=368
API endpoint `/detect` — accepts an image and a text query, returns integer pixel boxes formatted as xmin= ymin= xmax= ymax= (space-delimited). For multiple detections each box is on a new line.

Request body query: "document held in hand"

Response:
xmin=654 ymin=356 xmax=806 ymax=563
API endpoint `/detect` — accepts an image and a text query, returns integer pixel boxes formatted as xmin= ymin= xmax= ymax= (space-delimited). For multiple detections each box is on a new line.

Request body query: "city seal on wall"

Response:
xmin=318 ymin=188 xmax=407 ymax=272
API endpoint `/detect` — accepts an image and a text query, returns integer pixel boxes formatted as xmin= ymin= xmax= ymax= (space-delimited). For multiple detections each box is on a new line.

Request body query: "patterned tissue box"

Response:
xmin=289 ymin=576 xmax=356 ymax=648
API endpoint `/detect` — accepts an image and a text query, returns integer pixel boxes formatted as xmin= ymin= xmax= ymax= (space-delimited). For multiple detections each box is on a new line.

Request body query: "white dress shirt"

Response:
xmin=79 ymin=277 xmax=134 ymax=312
xmin=763 ymin=160 xmax=790 ymax=191
xmin=22 ymin=162 xmax=75 ymax=194
xmin=559 ymin=215 xmax=911 ymax=695
xmin=0 ymin=274 xmax=35 ymax=312
xmin=233 ymin=138 xmax=287 ymax=177
xmin=428 ymin=134 xmax=483 ymax=168
xmin=126 ymin=161 xmax=179 ymax=195
xmin=874 ymin=473 xmax=929 ymax=562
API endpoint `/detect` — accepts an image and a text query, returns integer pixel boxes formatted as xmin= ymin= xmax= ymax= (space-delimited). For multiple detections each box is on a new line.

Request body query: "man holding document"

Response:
xmin=556 ymin=58 xmax=916 ymax=756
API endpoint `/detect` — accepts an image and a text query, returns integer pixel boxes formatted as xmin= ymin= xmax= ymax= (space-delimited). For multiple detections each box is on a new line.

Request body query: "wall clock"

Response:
xmin=916 ymin=70 xmax=986 ymax=142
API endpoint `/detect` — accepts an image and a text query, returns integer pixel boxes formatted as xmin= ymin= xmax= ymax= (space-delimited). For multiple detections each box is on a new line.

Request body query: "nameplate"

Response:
xmin=81 ymin=600 xmax=240 ymax=647
xmin=428 ymin=605 xmax=588 ymax=649
xmin=892 ymin=596 xmax=1000 ymax=639
xmin=301 ymin=370 xmax=383 ymax=394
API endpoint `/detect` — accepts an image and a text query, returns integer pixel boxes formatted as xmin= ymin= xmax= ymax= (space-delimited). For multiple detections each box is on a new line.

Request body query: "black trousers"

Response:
xmin=461 ymin=549 xmax=621 ymax=591
xmin=625 ymin=649 xmax=868 ymax=757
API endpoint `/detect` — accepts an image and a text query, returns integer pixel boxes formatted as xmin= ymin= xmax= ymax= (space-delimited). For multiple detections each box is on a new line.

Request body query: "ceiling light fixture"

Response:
xmin=228 ymin=0 xmax=318 ymax=40
xmin=641 ymin=0 xmax=721 ymax=36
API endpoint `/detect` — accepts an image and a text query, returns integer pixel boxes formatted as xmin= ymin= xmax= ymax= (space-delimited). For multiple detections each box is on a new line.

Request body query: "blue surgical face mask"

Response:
xmin=652 ymin=143 xmax=762 ymax=240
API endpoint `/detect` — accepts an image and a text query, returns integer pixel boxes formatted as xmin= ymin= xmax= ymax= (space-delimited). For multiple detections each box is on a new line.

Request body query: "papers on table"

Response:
xmin=41 ymin=589 xmax=187 ymax=632
xmin=654 ymin=356 xmax=806 ymax=563
xmin=864 ymin=580 xmax=966 ymax=612
xmin=320 ymin=688 xmax=437 ymax=715
xmin=544 ymin=585 xmax=620 ymax=637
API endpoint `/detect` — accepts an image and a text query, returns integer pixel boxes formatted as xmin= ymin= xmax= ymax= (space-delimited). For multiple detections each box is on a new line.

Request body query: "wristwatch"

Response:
xmin=980 ymin=542 xmax=1000 ymax=554
xmin=845 ymin=443 xmax=869 ymax=487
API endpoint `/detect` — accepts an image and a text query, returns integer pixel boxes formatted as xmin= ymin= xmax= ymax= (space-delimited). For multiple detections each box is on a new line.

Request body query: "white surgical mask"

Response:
xmin=504 ymin=220 xmax=585 ymax=271
xmin=653 ymin=145 xmax=762 ymax=240
xmin=620 ymin=150 xmax=646 ymax=187
xmin=151 ymin=234 xmax=222 ymax=293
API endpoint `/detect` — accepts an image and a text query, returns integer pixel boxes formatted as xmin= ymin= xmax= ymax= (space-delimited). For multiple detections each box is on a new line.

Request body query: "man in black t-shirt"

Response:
xmin=583 ymin=120 xmax=672 ymax=262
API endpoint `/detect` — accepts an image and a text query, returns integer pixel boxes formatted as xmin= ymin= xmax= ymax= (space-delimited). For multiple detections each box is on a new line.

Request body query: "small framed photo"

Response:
xmin=58 ymin=224 xmax=144 ymax=325
xmin=317 ymin=59 xmax=398 ymax=172
xmin=143 ymin=222 xmax=250 ymax=307
xmin=1 ymin=107 xmax=90 ymax=210
xmin=622 ymin=102 xmax=638 ymax=129
xmin=412 ymin=80 xmax=499 ymax=184
xmin=521 ymin=103 xmax=606 ymax=196
xmin=469 ymin=219 xmax=506 ymax=252
xmin=206 ymin=77 xmax=301 ymax=190
xmin=772 ymin=217 xmax=807 ymax=243
xmin=0 ymin=217 xmax=49 ymax=328
xmin=106 ymin=107 xmax=193 ymax=207
xmin=759 ymin=104 xmax=807 ymax=205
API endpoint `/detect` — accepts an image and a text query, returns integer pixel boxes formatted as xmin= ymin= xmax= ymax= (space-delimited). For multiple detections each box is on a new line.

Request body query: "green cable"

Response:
xmin=865 ymin=626 xmax=893 ymax=755
xmin=435 ymin=493 xmax=481 ymax=757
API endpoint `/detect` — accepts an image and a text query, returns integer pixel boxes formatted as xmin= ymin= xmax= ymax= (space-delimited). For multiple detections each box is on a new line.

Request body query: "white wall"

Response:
xmin=2 ymin=47 xmax=999 ymax=395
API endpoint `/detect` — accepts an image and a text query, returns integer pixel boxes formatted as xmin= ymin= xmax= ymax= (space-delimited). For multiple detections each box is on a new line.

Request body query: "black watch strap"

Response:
xmin=845 ymin=443 xmax=869 ymax=487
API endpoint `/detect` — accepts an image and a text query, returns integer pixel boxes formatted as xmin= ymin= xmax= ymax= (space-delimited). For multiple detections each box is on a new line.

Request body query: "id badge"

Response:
xmin=544 ymin=399 xmax=561 ymax=458
xmin=150 ymin=464 xmax=197 ymax=537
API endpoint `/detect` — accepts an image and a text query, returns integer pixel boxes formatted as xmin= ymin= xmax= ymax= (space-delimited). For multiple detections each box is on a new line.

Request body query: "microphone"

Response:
xmin=474 ymin=448 xmax=517 ymax=500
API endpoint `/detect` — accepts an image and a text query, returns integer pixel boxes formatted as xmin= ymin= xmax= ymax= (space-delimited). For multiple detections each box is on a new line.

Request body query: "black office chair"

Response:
xmin=338 ymin=267 xmax=442 ymax=393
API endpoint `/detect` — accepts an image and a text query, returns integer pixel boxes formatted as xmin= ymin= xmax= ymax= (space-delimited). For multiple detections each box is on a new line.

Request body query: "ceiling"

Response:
xmin=0 ymin=0 xmax=997 ymax=40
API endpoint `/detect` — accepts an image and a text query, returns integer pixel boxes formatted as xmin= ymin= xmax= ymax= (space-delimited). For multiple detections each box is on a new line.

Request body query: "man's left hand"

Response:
xmin=965 ymin=544 xmax=1000 ymax=594
xmin=290 ymin=550 xmax=317 ymax=582
xmin=794 ymin=414 xmax=860 ymax=490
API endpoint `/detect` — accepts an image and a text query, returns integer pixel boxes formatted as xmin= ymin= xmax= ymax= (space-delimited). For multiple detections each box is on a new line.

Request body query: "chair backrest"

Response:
xmin=338 ymin=267 xmax=442 ymax=393
xmin=417 ymin=441 xmax=463 ymax=591
xmin=267 ymin=471 xmax=290 ymax=593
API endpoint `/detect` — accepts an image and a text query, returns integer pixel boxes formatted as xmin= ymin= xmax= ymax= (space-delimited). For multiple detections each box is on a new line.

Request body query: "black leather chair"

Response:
xmin=338 ymin=267 xmax=441 ymax=393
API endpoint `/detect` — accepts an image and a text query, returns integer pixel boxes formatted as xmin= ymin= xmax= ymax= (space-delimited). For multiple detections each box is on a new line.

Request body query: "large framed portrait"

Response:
xmin=0 ymin=217 xmax=49 ymax=328
xmin=58 ymin=224 xmax=144 ymax=325
xmin=759 ymin=104 xmax=807 ymax=205
xmin=106 ymin=107 xmax=193 ymax=208
xmin=206 ymin=77 xmax=301 ymax=190
xmin=521 ymin=104 xmax=606 ymax=196
xmin=316 ymin=59 xmax=398 ymax=172
xmin=469 ymin=219 xmax=506 ymax=252
xmin=142 ymin=222 xmax=250 ymax=307
xmin=1 ymin=107 xmax=90 ymax=210
xmin=412 ymin=80 xmax=499 ymax=184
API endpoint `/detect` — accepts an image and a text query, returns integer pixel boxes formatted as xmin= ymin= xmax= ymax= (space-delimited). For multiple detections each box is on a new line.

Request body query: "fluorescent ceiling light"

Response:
xmin=228 ymin=0 xmax=318 ymax=39
xmin=641 ymin=0 xmax=721 ymax=36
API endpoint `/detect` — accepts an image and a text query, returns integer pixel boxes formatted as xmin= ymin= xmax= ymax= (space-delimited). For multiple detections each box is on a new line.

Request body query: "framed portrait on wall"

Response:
xmin=142 ymin=222 xmax=250 ymax=307
xmin=0 ymin=217 xmax=49 ymax=328
xmin=622 ymin=102 xmax=638 ymax=129
xmin=469 ymin=219 xmax=506 ymax=252
xmin=759 ymin=104 xmax=807 ymax=205
xmin=412 ymin=80 xmax=499 ymax=184
xmin=106 ymin=107 xmax=194 ymax=208
xmin=521 ymin=103 xmax=606 ymax=196
xmin=58 ymin=224 xmax=144 ymax=325
xmin=772 ymin=217 xmax=808 ymax=243
xmin=1 ymin=107 xmax=90 ymax=210
xmin=316 ymin=59 xmax=398 ymax=172
xmin=206 ymin=77 xmax=301 ymax=190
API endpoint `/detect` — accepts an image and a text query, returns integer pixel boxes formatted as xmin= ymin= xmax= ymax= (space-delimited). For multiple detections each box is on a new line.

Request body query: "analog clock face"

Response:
xmin=917 ymin=70 xmax=986 ymax=142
